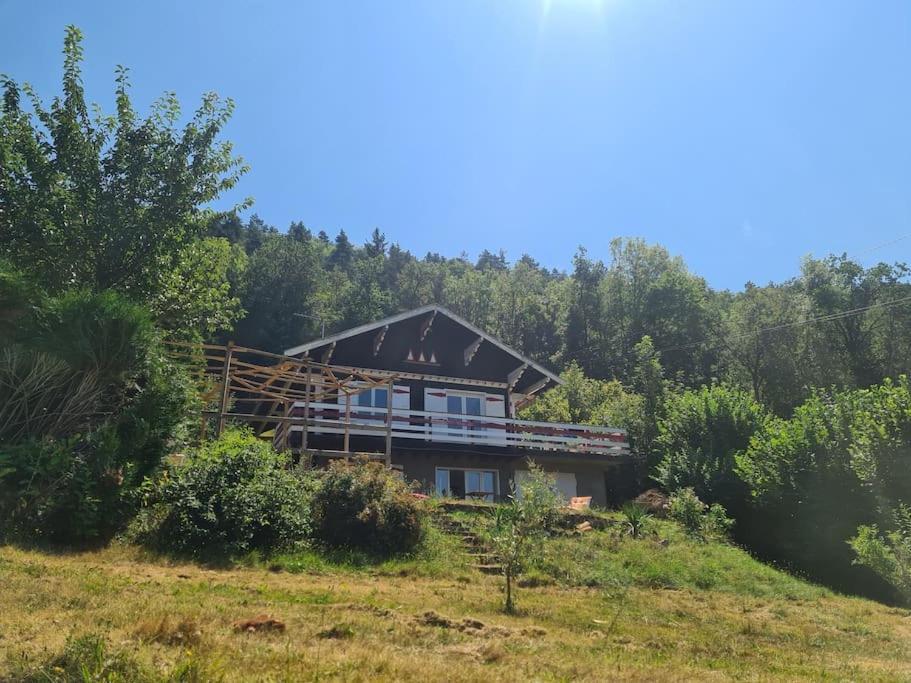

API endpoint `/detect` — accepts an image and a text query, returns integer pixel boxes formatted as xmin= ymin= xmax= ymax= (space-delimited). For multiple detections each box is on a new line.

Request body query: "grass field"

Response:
xmin=2 ymin=512 xmax=910 ymax=682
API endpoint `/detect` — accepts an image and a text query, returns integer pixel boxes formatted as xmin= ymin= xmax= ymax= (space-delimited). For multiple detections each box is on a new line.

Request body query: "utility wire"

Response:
xmin=845 ymin=232 xmax=911 ymax=259
xmin=656 ymin=293 xmax=911 ymax=354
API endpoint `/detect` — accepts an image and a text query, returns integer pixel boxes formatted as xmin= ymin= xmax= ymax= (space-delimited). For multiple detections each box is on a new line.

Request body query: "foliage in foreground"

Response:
xmin=486 ymin=463 xmax=562 ymax=612
xmin=666 ymin=487 xmax=734 ymax=542
xmin=9 ymin=632 xmax=212 ymax=683
xmin=0 ymin=25 xmax=247 ymax=339
xmin=131 ymin=429 xmax=312 ymax=558
xmin=310 ymin=458 xmax=425 ymax=556
xmin=850 ymin=504 xmax=911 ymax=604
xmin=0 ymin=288 xmax=192 ymax=545
xmin=737 ymin=376 xmax=911 ymax=599
xmin=654 ymin=384 xmax=767 ymax=514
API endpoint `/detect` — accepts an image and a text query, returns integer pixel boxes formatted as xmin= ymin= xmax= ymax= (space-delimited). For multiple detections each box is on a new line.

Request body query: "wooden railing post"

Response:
xmin=280 ymin=399 xmax=291 ymax=452
xmin=343 ymin=390 xmax=351 ymax=453
xmin=216 ymin=341 xmax=234 ymax=437
xmin=385 ymin=378 xmax=394 ymax=467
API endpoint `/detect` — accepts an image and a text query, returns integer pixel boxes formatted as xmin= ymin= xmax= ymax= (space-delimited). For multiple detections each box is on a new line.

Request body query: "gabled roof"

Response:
xmin=284 ymin=304 xmax=563 ymax=390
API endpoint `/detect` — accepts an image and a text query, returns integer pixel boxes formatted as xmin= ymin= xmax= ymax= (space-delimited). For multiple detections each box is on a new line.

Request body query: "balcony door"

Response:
xmin=447 ymin=393 xmax=483 ymax=434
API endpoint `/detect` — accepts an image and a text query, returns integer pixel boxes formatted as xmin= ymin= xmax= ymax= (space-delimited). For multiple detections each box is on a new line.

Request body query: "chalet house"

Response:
xmin=280 ymin=305 xmax=635 ymax=507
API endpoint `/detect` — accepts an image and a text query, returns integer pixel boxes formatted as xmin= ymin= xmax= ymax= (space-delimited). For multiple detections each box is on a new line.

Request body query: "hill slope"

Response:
xmin=1 ymin=515 xmax=909 ymax=681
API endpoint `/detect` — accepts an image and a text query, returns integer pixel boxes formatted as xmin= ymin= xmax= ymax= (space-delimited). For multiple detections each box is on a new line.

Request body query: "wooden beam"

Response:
xmin=523 ymin=376 xmax=550 ymax=397
xmin=321 ymin=341 xmax=336 ymax=364
xmin=373 ymin=325 xmax=389 ymax=356
xmin=463 ymin=336 xmax=483 ymax=366
xmin=326 ymin=363 xmax=509 ymax=389
xmin=216 ymin=341 xmax=235 ymax=437
xmin=385 ymin=378 xmax=394 ymax=466
xmin=419 ymin=310 xmax=437 ymax=341
xmin=507 ymin=363 xmax=528 ymax=389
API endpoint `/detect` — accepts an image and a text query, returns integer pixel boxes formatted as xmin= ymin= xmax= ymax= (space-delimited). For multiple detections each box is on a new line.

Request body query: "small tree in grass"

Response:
xmin=489 ymin=463 xmax=561 ymax=613
xmin=850 ymin=504 xmax=911 ymax=604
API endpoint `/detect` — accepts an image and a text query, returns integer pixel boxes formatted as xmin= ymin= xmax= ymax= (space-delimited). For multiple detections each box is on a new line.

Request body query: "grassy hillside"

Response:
xmin=2 ymin=510 xmax=910 ymax=682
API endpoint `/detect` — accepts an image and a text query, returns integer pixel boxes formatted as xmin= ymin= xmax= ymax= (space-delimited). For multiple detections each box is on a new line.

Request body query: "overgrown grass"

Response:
xmin=535 ymin=519 xmax=827 ymax=599
xmin=1 ymin=511 xmax=910 ymax=681
xmin=247 ymin=525 xmax=471 ymax=579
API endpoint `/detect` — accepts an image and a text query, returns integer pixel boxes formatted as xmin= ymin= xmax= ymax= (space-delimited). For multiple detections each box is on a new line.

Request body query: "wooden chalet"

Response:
xmin=275 ymin=305 xmax=635 ymax=506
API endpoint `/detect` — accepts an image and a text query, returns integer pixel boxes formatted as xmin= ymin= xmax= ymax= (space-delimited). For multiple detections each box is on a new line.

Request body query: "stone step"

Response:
xmin=472 ymin=564 xmax=503 ymax=575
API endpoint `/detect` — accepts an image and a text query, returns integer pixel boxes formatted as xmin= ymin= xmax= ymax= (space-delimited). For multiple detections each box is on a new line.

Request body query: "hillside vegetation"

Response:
xmin=3 ymin=511 xmax=910 ymax=682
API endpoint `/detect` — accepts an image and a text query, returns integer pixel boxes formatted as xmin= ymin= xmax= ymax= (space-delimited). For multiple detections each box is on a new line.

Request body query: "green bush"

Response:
xmin=654 ymin=384 xmax=767 ymax=512
xmin=0 ymin=289 xmax=192 ymax=544
xmin=668 ymin=488 xmax=733 ymax=541
xmin=620 ymin=501 xmax=652 ymax=539
xmin=133 ymin=429 xmax=312 ymax=558
xmin=849 ymin=505 xmax=911 ymax=604
xmin=311 ymin=459 xmax=425 ymax=556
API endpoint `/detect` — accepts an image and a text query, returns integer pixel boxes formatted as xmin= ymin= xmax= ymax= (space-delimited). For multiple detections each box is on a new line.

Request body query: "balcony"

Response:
xmin=286 ymin=402 xmax=630 ymax=457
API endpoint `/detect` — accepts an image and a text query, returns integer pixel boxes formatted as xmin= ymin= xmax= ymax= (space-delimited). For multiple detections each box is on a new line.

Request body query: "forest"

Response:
xmin=2 ymin=26 xmax=910 ymax=607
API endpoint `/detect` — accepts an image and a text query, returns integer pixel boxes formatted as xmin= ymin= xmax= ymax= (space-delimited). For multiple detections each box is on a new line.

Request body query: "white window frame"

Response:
xmin=444 ymin=389 xmax=487 ymax=417
xmin=434 ymin=466 xmax=499 ymax=501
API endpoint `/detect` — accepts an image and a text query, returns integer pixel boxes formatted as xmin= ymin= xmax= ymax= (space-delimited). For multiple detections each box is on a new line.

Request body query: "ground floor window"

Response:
xmin=435 ymin=467 xmax=498 ymax=501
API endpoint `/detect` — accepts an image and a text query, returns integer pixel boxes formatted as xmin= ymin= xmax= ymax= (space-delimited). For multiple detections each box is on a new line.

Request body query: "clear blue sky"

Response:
xmin=2 ymin=1 xmax=910 ymax=290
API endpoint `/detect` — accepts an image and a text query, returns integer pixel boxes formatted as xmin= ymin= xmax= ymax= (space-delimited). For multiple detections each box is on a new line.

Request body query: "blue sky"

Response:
xmin=2 ymin=1 xmax=910 ymax=290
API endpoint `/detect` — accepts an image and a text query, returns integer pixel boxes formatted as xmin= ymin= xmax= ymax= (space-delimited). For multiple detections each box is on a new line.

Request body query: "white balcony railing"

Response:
xmin=286 ymin=402 xmax=630 ymax=456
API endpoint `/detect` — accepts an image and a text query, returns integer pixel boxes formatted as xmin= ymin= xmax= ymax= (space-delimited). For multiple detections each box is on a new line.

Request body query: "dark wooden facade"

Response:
xmin=282 ymin=306 xmax=635 ymax=506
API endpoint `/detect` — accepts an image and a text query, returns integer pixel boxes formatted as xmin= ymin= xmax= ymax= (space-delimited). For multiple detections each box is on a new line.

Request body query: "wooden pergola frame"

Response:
xmin=165 ymin=340 xmax=399 ymax=465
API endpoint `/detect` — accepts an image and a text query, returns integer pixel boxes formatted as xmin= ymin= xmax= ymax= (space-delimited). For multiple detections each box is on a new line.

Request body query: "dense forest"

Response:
xmin=209 ymin=212 xmax=911 ymax=418
xmin=2 ymin=27 xmax=910 ymax=605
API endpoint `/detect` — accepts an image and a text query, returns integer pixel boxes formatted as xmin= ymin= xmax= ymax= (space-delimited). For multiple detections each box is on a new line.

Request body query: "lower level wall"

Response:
xmin=390 ymin=450 xmax=636 ymax=508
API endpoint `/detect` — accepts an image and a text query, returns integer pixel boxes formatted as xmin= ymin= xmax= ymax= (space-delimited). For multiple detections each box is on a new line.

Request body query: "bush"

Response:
xmin=668 ymin=488 xmax=733 ymax=541
xmin=620 ymin=501 xmax=652 ymax=539
xmin=133 ymin=429 xmax=312 ymax=558
xmin=849 ymin=505 xmax=911 ymax=604
xmin=311 ymin=459 xmax=425 ymax=556
xmin=0 ymin=289 xmax=192 ymax=544
xmin=654 ymin=384 xmax=767 ymax=512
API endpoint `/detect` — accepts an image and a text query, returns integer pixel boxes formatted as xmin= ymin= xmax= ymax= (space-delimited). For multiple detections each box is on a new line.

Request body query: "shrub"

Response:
xmin=488 ymin=463 xmax=561 ymax=612
xmin=620 ymin=501 xmax=652 ymax=539
xmin=668 ymin=488 xmax=733 ymax=541
xmin=849 ymin=504 xmax=911 ymax=604
xmin=310 ymin=458 xmax=425 ymax=556
xmin=0 ymin=290 xmax=192 ymax=544
xmin=133 ymin=429 xmax=312 ymax=558
xmin=654 ymin=384 xmax=767 ymax=512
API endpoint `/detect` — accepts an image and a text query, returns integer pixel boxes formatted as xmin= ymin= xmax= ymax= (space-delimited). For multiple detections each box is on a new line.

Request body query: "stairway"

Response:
xmin=431 ymin=508 xmax=503 ymax=575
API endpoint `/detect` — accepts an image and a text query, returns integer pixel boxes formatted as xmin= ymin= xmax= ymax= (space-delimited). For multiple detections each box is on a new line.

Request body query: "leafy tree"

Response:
xmin=722 ymin=282 xmax=809 ymax=414
xmin=654 ymin=384 xmax=767 ymax=512
xmin=231 ymin=234 xmax=329 ymax=351
xmin=520 ymin=363 xmax=645 ymax=444
xmin=488 ymin=463 xmax=561 ymax=612
xmin=631 ymin=336 xmax=668 ymax=463
xmin=0 ymin=26 xmax=248 ymax=338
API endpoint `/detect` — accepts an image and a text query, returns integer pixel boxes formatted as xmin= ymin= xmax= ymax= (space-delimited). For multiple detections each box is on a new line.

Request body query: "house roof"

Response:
xmin=284 ymin=304 xmax=563 ymax=392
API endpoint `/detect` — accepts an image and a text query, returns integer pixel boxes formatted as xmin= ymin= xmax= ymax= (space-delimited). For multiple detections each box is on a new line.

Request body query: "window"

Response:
xmin=355 ymin=387 xmax=388 ymax=409
xmin=446 ymin=392 xmax=483 ymax=431
xmin=435 ymin=468 xmax=497 ymax=501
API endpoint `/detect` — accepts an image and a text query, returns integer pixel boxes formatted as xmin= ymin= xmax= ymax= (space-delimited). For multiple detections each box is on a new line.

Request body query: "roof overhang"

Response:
xmin=284 ymin=304 xmax=563 ymax=395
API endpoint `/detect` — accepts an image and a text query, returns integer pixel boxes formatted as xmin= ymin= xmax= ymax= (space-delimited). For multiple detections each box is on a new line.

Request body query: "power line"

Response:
xmin=655 ymin=293 xmax=911 ymax=354
xmin=846 ymin=232 xmax=911 ymax=259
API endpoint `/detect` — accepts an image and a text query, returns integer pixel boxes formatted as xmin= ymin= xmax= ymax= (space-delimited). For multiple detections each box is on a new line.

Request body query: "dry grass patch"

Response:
xmin=1 ymin=543 xmax=910 ymax=681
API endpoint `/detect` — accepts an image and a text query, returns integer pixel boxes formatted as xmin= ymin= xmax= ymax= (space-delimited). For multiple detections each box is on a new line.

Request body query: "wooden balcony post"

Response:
xmin=302 ymin=365 xmax=311 ymax=452
xmin=385 ymin=378 xmax=394 ymax=466
xmin=280 ymin=399 xmax=291 ymax=452
xmin=216 ymin=341 xmax=234 ymax=437
xmin=343 ymin=390 xmax=351 ymax=453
